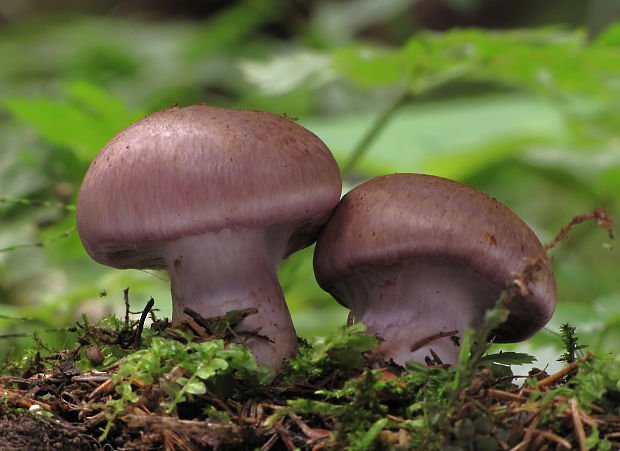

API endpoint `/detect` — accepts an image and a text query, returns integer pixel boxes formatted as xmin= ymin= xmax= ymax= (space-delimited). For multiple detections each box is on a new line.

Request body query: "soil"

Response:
xmin=0 ymin=414 xmax=100 ymax=450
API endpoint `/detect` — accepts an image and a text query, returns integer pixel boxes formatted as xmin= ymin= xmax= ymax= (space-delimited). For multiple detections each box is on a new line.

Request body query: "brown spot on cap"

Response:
xmin=485 ymin=233 xmax=497 ymax=246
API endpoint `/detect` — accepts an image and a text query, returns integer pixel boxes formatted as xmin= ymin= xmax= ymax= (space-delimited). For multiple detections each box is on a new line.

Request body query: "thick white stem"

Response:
xmin=344 ymin=260 xmax=500 ymax=366
xmin=162 ymin=228 xmax=297 ymax=371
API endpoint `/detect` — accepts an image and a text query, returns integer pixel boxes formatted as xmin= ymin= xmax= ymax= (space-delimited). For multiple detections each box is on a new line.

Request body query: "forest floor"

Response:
xmin=1 ymin=301 xmax=620 ymax=451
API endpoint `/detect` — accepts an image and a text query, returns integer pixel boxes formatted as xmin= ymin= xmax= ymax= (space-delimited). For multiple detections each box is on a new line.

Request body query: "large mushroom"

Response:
xmin=77 ymin=104 xmax=342 ymax=370
xmin=314 ymin=173 xmax=556 ymax=366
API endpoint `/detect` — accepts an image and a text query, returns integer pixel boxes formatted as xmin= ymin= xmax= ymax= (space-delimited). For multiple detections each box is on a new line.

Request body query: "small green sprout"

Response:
xmin=558 ymin=323 xmax=587 ymax=364
xmin=100 ymin=336 xmax=273 ymax=440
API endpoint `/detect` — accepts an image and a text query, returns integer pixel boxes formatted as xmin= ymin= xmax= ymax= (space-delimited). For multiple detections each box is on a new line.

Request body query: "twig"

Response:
xmin=428 ymin=348 xmax=443 ymax=365
xmin=544 ymin=207 xmax=614 ymax=252
xmin=83 ymin=411 xmax=108 ymax=428
xmin=72 ymin=374 xmax=111 ymax=383
xmin=275 ymin=424 xmax=296 ymax=451
xmin=162 ymin=429 xmax=196 ymax=451
xmin=123 ymin=288 xmax=130 ymax=324
xmin=591 ymin=414 xmax=620 ymax=422
xmin=346 ymin=311 xmax=355 ymax=327
xmin=288 ymin=412 xmax=331 ymax=441
xmin=537 ymin=353 xmax=591 ymax=388
xmin=509 ymin=413 xmax=540 ymax=451
xmin=121 ymin=414 xmax=247 ymax=446
xmin=410 ymin=330 xmax=459 ymax=352
xmin=132 ymin=298 xmax=155 ymax=348
xmin=571 ymin=398 xmax=588 ymax=451
xmin=486 ymin=388 xmax=527 ymax=403
xmin=185 ymin=318 xmax=210 ymax=338
xmin=183 ymin=308 xmax=213 ymax=332
xmin=88 ymin=378 xmax=115 ymax=401
xmin=260 ymin=433 xmax=279 ymax=451
xmin=532 ymin=429 xmax=572 ymax=449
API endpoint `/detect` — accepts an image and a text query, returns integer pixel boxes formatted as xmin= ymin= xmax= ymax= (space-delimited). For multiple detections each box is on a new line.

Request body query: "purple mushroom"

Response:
xmin=77 ymin=104 xmax=342 ymax=371
xmin=314 ymin=173 xmax=556 ymax=366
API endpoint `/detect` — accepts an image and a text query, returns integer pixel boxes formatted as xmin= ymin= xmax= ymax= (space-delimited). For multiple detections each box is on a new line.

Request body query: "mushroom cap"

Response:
xmin=77 ymin=105 xmax=342 ymax=268
xmin=313 ymin=173 xmax=556 ymax=342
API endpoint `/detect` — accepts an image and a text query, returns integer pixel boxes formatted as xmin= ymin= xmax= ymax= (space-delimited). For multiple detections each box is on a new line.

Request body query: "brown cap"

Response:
xmin=77 ymin=104 xmax=342 ymax=268
xmin=314 ymin=173 xmax=556 ymax=344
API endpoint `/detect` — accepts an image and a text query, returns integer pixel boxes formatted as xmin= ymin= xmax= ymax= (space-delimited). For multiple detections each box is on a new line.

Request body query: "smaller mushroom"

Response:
xmin=314 ymin=173 xmax=556 ymax=366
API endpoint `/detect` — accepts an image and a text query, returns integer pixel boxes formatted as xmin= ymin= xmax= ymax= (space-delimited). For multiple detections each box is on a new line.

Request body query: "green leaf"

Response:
xmin=184 ymin=380 xmax=207 ymax=395
xmin=479 ymin=351 xmax=537 ymax=366
xmin=353 ymin=417 xmax=388 ymax=450
xmin=240 ymin=50 xmax=332 ymax=95
xmin=195 ymin=359 xmax=228 ymax=379
xmin=3 ymin=81 xmax=138 ymax=161
xmin=594 ymin=22 xmax=620 ymax=46
xmin=65 ymin=80 xmax=134 ymax=131
xmin=345 ymin=332 xmax=382 ymax=352
xmin=302 ymin=94 xmax=565 ymax=179
xmin=332 ymin=45 xmax=410 ymax=86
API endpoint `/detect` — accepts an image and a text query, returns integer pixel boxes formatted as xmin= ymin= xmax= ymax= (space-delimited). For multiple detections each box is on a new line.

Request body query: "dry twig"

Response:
xmin=570 ymin=397 xmax=588 ymax=451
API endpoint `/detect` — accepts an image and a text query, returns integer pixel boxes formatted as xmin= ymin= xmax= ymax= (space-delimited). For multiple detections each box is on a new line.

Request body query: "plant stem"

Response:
xmin=0 ymin=227 xmax=76 ymax=253
xmin=342 ymin=89 xmax=410 ymax=178
xmin=341 ymin=61 xmax=478 ymax=178
xmin=0 ymin=197 xmax=75 ymax=211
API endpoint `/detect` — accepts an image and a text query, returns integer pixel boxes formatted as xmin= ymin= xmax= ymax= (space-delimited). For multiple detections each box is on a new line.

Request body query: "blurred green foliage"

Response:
xmin=0 ymin=1 xmax=618 ymax=366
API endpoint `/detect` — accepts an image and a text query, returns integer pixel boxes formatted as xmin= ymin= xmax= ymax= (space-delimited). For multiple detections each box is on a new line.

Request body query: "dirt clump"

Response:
xmin=0 ymin=412 xmax=100 ymax=450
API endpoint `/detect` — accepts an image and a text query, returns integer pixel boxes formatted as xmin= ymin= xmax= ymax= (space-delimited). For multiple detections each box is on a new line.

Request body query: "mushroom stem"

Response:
xmin=344 ymin=260 xmax=501 ymax=366
xmin=162 ymin=228 xmax=297 ymax=371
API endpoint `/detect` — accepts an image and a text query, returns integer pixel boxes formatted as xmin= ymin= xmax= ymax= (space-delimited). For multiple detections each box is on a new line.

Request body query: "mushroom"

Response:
xmin=313 ymin=173 xmax=556 ymax=366
xmin=76 ymin=104 xmax=342 ymax=370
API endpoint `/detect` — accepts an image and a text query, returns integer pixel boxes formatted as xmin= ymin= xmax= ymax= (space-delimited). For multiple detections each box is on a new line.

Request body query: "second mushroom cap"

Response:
xmin=314 ymin=173 xmax=556 ymax=365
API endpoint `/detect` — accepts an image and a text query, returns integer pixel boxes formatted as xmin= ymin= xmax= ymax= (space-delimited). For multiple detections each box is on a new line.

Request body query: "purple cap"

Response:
xmin=77 ymin=104 xmax=341 ymax=268
xmin=314 ymin=173 xmax=556 ymax=364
